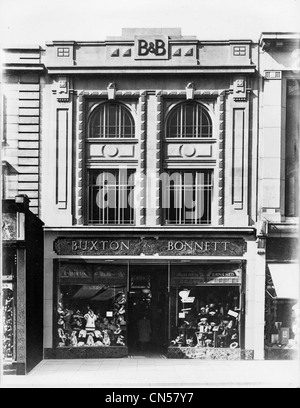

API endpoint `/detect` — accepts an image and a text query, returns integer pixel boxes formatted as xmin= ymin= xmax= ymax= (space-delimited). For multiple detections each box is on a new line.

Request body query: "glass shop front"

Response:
xmin=53 ymin=261 xmax=244 ymax=357
xmin=2 ymin=247 xmax=17 ymax=363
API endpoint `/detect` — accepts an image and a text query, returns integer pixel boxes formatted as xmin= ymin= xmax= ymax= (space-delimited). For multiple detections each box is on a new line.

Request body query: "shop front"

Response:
xmin=264 ymin=236 xmax=299 ymax=360
xmin=2 ymin=196 xmax=44 ymax=375
xmin=44 ymin=231 xmax=260 ymax=360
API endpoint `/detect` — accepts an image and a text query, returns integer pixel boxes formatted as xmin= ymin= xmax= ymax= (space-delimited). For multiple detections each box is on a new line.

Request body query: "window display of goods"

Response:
xmin=56 ymin=286 xmax=127 ymax=348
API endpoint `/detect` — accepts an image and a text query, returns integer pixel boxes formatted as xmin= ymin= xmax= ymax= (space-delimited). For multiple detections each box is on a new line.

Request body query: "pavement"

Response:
xmin=1 ymin=356 xmax=300 ymax=388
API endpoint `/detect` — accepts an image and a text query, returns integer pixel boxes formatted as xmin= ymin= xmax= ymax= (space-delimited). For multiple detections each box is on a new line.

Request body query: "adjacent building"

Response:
xmin=1 ymin=29 xmax=299 ymax=372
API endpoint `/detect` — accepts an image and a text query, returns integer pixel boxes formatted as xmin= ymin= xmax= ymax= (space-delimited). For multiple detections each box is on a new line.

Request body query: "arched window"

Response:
xmin=166 ymin=102 xmax=212 ymax=138
xmin=89 ymin=103 xmax=135 ymax=138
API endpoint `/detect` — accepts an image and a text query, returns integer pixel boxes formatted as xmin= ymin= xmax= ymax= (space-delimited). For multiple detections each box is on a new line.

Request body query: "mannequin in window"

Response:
xmin=84 ymin=306 xmax=98 ymax=332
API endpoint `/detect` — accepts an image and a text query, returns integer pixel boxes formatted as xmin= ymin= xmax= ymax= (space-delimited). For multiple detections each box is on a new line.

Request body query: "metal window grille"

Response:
xmin=233 ymin=46 xmax=246 ymax=56
xmin=167 ymin=102 xmax=212 ymax=138
xmin=57 ymin=48 xmax=70 ymax=57
xmin=162 ymin=170 xmax=213 ymax=225
xmin=89 ymin=103 xmax=135 ymax=138
xmin=87 ymin=169 xmax=135 ymax=225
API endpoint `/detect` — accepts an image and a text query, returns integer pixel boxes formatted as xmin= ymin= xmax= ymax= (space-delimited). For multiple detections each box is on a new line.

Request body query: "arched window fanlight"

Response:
xmin=89 ymin=102 xmax=135 ymax=138
xmin=166 ymin=102 xmax=212 ymax=138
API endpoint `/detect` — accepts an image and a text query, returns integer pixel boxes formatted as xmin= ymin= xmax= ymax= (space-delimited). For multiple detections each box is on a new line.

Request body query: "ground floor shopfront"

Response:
xmin=264 ymin=234 xmax=299 ymax=360
xmin=43 ymin=228 xmax=267 ymax=361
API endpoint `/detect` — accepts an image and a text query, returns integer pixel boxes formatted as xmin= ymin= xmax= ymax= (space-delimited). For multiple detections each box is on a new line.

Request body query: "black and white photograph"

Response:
xmin=0 ymin=0 xmax=300 ymax=390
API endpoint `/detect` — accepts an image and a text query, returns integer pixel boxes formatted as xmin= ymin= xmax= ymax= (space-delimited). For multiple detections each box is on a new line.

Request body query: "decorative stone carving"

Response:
xmin=233 ymin=78 xmax=247 ymax=101
xmin=256 ymin=220 xmax=267 ymax=254
xmin=180 ymin=144 xmax=197 ymax=158
xmin=103 ymin=145 xmax=119 ymax=158
xmin=107 ymin=82 xmax=117 ymax=100
xmin=123 ymin=49 xmax=131 ymax=57
xmin=256 ymin=237 xmax=266 ymax=255
xmin=52 ymin=77 xmax=70 ymax=102
xmin=185 ymin=82 xmax=196 ymax=100
xmin=173 ymin=48 xmax=181 ymax=56
xmin=111 ymin=49 xmax=119 ymax=57
xmin=218 ymin=91 xmax=226 ymax=225
xmin=185 ymin=48 xmax=194 ymax=57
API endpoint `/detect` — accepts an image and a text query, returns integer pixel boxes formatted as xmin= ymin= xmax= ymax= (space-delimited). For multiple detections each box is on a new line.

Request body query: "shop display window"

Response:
xmin=265 ymin=266 xmax=299 ymax=350
xmin=2 ymin=285 xmax=14 ymax=359
xmin=55 ymin=264 xmax=127 ymax=348
xmin=2 ymin=248 xmax=16 ymax=360
xmin=169 ymin=266 xmax=242 ymax=349
xmin=265 ymin=297 xmax=299 ymax=350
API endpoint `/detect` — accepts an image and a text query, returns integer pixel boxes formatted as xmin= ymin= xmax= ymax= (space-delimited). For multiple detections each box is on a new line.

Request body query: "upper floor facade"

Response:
xmin=1 ymin=29 xmax=299 ymax=230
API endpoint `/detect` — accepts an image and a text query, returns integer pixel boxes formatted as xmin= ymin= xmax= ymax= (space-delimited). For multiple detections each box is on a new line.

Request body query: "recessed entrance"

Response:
xmin=128 ymin=265 xmax=168 ymax=355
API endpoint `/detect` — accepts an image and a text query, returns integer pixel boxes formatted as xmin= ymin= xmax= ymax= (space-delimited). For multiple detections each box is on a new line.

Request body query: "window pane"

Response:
xmin=170 ymin=284 xmax=240 ymax=349
xmin=167 ymin=103 xmax=212 ymax=138
xmin=163 ymin=171 xmax=212 ymax=225
xmin=89 ymin=103 xmax=135 ymax=138
xmin=88 ymin=170 xmax=135 ymax=225
xmin=185 ymin=104 xmax=194 ymax=138
xmin=56 ymin=267 xmax=127 ymax=348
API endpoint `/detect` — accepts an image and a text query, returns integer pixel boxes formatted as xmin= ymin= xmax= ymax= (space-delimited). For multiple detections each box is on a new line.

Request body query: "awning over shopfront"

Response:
xmin=268 ymin=263 xmax=299 ymax=300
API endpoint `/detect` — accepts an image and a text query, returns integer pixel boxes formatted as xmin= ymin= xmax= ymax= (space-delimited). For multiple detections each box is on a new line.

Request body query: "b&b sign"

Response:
xmin=134 ymin=35 xmax=168 ymax=60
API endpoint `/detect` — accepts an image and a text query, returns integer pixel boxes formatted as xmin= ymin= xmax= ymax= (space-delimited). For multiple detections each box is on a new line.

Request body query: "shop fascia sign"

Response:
xmin=54 ymin=237 xmax=246 ymax=256
xmin=134 ymin=35 xmax=168 ymax=60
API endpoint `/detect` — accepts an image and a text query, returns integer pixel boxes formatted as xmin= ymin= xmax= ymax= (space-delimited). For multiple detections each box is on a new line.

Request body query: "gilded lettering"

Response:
xmin=174 ymin=241 xmax=184 ymax=251
xmin=168 ymin=242 xmax=174 ymax=251
xmin=79 ymin=240 xmax=88 ymax=251
xmin=205 ymin=242 xmax=210 ymax=251
xmin=100 ymin=241 xmax=109 ymax=250
xmin=120 ymin=241 xmax=130 ymax=251
xmin=184 ymin=242 xmax=193 ymax=251
xmin=90 ymin=240 xmax=98 ymax=251
xmin=194 ymin=242 xmax=203 ymax=251
xmin=110 ymin=241 xmax=119 ymax=251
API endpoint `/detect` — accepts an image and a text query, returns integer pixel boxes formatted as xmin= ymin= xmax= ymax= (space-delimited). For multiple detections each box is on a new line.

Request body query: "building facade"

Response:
xmin=1 ymin=29 xmax=299 ymax=370
xmin=2 ymin=195 xmax=44 ymax=374
xmin=258 ymin=33 xmax=299 ymax=359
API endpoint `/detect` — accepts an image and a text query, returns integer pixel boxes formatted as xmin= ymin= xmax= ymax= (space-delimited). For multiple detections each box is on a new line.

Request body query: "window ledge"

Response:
xmin=86 ymin=138 xmax=139 ymax=144
xmin=164 ymin=138 xmax=217 ymax=143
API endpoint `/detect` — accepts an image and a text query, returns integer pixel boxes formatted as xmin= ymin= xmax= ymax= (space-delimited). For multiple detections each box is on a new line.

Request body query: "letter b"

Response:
xmin=138 ymin=40 xmax=149 ymax=56
xmin=155 ymin=40 xmax=166 ymax=56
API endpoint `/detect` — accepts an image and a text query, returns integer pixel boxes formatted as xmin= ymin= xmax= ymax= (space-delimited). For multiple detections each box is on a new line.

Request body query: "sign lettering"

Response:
xmin=135 ymin=36 xmax=168 ymax=60
xmin=54 ymin=238 xmax=246 ymax=257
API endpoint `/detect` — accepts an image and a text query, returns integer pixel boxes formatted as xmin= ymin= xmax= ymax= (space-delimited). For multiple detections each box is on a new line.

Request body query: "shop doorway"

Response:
xmin=128 ymin=265 xmax=168 ymax=355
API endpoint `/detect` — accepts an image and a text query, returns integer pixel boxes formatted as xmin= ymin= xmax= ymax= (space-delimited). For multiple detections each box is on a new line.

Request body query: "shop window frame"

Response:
xmin=168 ymin=261 xmax=246 ymax=351
xmin=52 ymin=261 xmax=129 ymax=350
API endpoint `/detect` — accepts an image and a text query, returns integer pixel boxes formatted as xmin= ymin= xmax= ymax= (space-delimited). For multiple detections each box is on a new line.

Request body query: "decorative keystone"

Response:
xmin=185 ymin=82 xmax=196 ymax=100
xmin=107 ymin=82 xmax=117 ymax=100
